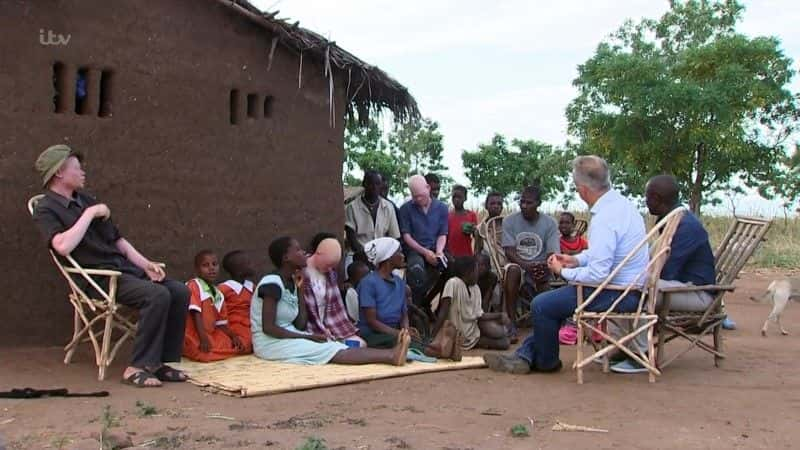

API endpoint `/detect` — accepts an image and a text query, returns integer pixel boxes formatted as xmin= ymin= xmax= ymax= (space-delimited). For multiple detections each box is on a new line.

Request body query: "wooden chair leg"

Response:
xmin=98 ymin=310 xmax=115 ymax=381
xmin=647 ymin=324 xmax=656 ymax=383
xmin=713 ymin=323 xmax=723 ymax=368
xmin=576 ymin=318 xmax=584 ymax=384
xmin=656 ymin=321 xmax=667 ymax=368
xmin=64 ymin=309 xmax=81 ymax=364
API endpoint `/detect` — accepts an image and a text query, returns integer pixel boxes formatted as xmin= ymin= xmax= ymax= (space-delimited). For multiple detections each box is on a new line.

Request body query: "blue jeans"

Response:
xmin=515 ymin=285 xmax=639 ymax=370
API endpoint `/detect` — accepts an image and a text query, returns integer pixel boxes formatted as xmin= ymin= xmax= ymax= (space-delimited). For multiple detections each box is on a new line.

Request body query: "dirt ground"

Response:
xmin=1 ymin=270 xmax=799 ymax=450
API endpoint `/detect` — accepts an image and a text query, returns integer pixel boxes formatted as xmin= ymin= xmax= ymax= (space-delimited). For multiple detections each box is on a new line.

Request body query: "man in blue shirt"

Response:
xmin=610 ymin=174 xmax=717 ymax=373
xmin=485 ymin=155 xmax=649 ymax=374
xmin=398 ymin=175 xmax=449 ymax=309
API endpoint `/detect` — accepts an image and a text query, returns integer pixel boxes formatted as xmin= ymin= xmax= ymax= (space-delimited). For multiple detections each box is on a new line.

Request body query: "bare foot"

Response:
xmin=451 ymin=330 xmax=464 ymax=362
xmin=392 ymin=329 xmax=411 ymax=366
xmin=426 ymin=321 xmax=455 ymax=359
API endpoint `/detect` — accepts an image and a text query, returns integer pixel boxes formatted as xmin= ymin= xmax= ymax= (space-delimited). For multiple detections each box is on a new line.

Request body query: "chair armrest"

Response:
xmin=64 ymin=268 xmax=122 ymax=277
xmin=660 ymin=284 xmax=735 ymax=293
xmin=569 ymin=282 xmax=637 ymax=291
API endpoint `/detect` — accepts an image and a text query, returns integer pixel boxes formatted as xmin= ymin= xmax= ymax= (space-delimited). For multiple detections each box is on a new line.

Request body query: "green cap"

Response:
xmin=35 ymin=144 xmax=81 ymax=187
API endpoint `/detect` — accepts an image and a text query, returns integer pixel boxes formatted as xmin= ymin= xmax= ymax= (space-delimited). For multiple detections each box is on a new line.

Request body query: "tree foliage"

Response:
xmin=343 ymin=117 xmax=450 ymax=196
xmin=462 ymin=134 xmax=575 ymax=204
xmin=566 ymin=0 xmax=799 ymax=212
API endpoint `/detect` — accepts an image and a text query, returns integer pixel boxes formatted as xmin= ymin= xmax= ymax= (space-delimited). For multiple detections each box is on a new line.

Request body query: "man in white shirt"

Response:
xmin=485 ymin=155 xmax=649 ymax=373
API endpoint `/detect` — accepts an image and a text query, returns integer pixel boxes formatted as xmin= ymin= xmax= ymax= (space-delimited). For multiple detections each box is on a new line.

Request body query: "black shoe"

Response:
xmin=531 ymin=360 xmax=563 ymax=373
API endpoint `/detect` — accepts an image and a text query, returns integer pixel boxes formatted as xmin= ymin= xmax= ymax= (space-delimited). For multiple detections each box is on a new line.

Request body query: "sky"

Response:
xmin=251 ymin=0 xmax=800 ymax=215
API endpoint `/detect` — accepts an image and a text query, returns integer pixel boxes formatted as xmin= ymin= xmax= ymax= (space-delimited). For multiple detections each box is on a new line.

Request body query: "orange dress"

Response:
xmin=217 ymin=279 xmax=254 ymax=353
xmin=182 ymin=278 xmax=242 ymax=362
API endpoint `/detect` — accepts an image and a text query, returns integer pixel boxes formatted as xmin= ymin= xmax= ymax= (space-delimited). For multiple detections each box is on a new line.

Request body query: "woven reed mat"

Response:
xmin=172 ymin=355 xmax=486 ymax=397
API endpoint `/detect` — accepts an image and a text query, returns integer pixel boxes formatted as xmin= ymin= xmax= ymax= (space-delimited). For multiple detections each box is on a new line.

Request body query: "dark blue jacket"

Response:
xmin=661 ymin=211 xmax=716 ymax=287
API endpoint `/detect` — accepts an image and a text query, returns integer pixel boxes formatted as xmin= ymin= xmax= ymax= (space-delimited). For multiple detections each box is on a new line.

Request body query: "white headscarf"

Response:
xmin=364 ymin=237 xmax=401 ymax=266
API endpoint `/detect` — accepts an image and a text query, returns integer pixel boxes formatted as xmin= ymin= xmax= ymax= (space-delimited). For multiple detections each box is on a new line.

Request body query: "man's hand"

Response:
xmin=145 ymin=262 xmax=166 ymax=282
xmin=555 ymin=254 xmax=579 ymax=268
xmin=423 ymin=249 xmax=438 ymax=266
xmin=407 ymin=327 xmax=421 ymax=340
xmin=87 ymin=203 xmax=111 ymax=221
xmin=199 ymin=335 xmax=211 ymax=353
xmin=547 ymin=254 xmax=575 ymax=277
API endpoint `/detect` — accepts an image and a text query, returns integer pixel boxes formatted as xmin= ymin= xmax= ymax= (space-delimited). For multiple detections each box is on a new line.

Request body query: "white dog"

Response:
xmin=751 ymin=278 xmax=800 ymax=336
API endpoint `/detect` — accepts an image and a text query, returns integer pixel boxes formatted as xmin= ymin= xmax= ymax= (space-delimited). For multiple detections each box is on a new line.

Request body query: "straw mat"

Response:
xmin=172 ymin=355 xmax=486 ymax=397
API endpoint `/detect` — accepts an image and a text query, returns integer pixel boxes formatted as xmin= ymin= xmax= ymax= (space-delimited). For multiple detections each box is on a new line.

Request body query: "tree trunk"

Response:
xmin=689 ymin=142 xmax=705 ymax=214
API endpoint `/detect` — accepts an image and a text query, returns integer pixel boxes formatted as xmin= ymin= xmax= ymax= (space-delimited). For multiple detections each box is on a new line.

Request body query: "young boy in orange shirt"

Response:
xmin=217 ymin=250 xmax=256 ymax=354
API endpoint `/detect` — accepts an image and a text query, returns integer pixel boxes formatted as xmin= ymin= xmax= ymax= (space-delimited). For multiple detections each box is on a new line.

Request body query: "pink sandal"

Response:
xmin=559 ymin=323 xmax=578 ymax=345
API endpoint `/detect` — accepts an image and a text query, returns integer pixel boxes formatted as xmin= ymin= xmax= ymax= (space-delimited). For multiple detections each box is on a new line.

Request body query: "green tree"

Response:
xmin=343 ymin=116 xmax=450 ymax=195
xmin=566 ymin=0 xmax=799 ymax=212
xmin=462 ymin=134 xmax=575 ymax=204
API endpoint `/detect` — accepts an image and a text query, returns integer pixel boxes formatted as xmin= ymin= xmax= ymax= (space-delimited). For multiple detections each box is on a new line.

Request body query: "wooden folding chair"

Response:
xmin=574 ymin=218 xmax=588 ymax=237
xmin=28 ymin=194 xmax=138 ymax=380
xmin=656 ymin=216 xmax=772 ymax=368
xmin=573 ymin=207 xmax=685 ymax=384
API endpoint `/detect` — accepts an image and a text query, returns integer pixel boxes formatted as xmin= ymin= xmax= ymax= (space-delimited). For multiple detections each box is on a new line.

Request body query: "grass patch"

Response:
xmin=510 ymin=423 xmax=530 ymax=438
xmin=135 ymin=400 xmax=158 ymax=417
xmin=296 ymin=436 xmax=328 ymax=450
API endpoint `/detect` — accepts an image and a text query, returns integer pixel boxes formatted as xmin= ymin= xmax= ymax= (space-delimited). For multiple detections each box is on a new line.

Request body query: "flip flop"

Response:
xmin=406 ymin=348 xmax=437 ymax=363
xmin=151 ymin=365 xmax=188 ymax=382
xmin=121 ymin=370 xmax=161 ymax=388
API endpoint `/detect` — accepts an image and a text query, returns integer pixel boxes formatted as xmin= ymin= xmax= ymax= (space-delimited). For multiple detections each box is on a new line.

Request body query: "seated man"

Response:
xmin=345 ymin=170 xmax=400 ymax=265
xmin=473 ymin=191 xmax=504 ymax=258
xmin=501 ymin=185 xmax=560 ymax=342
xmin=398 ymin=175 xmax=449 ymax=311
xmin=610 ymin=174 xmax=716 ymax=374
xmin=32 ymin=144 xmax=189 ymax=387
xmin=485 ymin=155 xmax=649 ymax=374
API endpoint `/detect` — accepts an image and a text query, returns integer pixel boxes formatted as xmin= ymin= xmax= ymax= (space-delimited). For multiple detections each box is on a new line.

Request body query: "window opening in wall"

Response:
xmin=98 ymin=70 xmax=113 ymax=118
xmin=247 ymin=93 xmax=258 ymax=119
xmin=75 ymin=67 xmax=89 ymax=114
xmin=230 ymin=89 xmax=241 ymax=125
xmin=52 ymin=62 xmax=67 ymax=113
xmin=263 ymin=96 xmax=274 ymax=118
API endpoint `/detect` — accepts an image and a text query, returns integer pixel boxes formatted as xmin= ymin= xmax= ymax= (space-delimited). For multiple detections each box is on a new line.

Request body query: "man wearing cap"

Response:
xmin=32 ymin=144 xmax=189 ymax=387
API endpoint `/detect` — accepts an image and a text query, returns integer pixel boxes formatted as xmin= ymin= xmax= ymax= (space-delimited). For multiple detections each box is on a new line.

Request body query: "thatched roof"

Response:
xmin=215 ymin=0 xmax=420 ymax=126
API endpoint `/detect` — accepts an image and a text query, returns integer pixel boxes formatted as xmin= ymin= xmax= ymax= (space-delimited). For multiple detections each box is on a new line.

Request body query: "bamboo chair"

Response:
xmin=573 ymin=207 xmax=685 ymax=384
xmin=28 ymin=194 xmax=138 ymax=381
xmin=574 ymin=218 xmax=588 ymax=237
xmin=656 ymin=216 xmax=772 ymax=368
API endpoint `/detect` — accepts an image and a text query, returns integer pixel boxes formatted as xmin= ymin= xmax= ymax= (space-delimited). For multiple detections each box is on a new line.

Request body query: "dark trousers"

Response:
xmin=515 ymin=285 xmax=639 ymax=369
xmin=406 ymin=250 xmax=440 ymax=309
xmin=116 ymin=274 xmax=189 ymax=368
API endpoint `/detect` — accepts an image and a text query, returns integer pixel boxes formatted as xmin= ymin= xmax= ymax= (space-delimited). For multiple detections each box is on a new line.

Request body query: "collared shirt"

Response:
xmin=561 ymin=189 xmax=649 ymax=286
xmin=301 ymin=267 xmax=358 ymax=340
xmin=398 ymin=198 xmax=449 ymax=251
xmin=356 ymin=271 xmax=407 ymax=334
xmin=661 ymin=210 xmax=716 ymax=287
xmin=32 ymin=190 xmax=144 ymax=277
xmin=344 ymin=196 xmax=401 ymax=249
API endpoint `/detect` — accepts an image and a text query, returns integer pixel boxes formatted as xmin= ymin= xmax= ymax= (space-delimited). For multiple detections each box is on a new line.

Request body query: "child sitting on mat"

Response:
xmin=434 ymin=256 xmax=510 ymax=351
xmin=217 ymin=250 xmax=256 ymax=354
xmin=183 ymin=250 xmax=248 ymax=362
xmin=344 ymin=260 xmax=370 ymax=324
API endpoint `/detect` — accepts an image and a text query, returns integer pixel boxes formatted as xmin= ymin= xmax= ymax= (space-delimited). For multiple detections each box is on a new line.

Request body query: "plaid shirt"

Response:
xmin=302 ymin=268 xmax=358 ymax=340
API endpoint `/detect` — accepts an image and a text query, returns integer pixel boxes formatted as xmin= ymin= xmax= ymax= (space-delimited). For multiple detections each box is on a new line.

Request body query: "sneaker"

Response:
xmin=722 ymin=317 xmax=737 ymax=330
xmin=610 ymin=358 xmax=649 ymax=374
xmin=483 ymin=353 xmax=530 ymax=374
xmin=530 ymin=360 xmax=563 ymax=373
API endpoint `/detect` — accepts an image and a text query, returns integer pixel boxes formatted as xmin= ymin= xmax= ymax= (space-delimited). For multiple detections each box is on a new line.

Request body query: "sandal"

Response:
xmin=406 ymin=347 xmax=437 ymax=363
xmin=121 ymin=370 xmax=162 ymax=388
xmin=151 ymin=365 xmax=188 ymax=382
